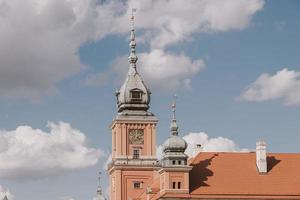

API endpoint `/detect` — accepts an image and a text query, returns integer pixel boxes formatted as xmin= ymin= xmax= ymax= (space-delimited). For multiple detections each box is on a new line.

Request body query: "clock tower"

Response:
xmin=107 ymin=12 xmax=159 ymax=200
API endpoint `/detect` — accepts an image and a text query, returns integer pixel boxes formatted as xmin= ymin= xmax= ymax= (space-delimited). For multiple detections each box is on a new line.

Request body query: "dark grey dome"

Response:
xmin=116 ymin=72 xmax=150 ymax=111
xmin=116 ymin=24 xmax=151 ymax=113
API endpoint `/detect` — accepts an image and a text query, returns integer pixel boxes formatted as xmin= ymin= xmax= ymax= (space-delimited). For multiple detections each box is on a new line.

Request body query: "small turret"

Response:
xmin=158 ymin=97 xmax=192 ymax=194
xmin=162 ymin=96 xmax=188 ymax=167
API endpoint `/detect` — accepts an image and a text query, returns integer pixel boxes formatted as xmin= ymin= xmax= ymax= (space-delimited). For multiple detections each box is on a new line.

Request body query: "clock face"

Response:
xmin=129 ymin=129 xmax=144 ymax=145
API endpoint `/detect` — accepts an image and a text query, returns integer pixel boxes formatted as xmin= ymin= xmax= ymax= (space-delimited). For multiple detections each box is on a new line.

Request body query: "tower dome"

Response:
xmin=163 ymin=135 xmax=187 ymax=153
xmin=116 ymin=14 xmax=151 ymax=113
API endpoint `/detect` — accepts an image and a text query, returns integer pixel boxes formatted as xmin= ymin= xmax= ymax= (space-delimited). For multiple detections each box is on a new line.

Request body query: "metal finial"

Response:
xmin=131 ymin=8 xmax=136 ymax=30
xmin=128 ymin=8 xmax=138 ymax=72
xmin=170 ymin=94 xmax=179 ymax=136
xmin=98 ymin=172 xmax=101 ymax=186
xmin=172 ymin=94 xmax=177 ymax=120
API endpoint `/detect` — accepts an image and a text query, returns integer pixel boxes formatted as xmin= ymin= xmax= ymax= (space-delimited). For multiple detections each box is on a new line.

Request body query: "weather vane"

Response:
xmin=130 ymin=8 xmax=137 ymax=29
xmin=172 ymin=94 xmax=178 ymax=120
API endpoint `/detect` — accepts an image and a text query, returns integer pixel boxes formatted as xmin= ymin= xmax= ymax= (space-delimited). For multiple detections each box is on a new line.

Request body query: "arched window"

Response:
xmin=178 ymin=182 xmax=181 ymax=189
xmin=172 ymin=182 xmax=176 ymax=189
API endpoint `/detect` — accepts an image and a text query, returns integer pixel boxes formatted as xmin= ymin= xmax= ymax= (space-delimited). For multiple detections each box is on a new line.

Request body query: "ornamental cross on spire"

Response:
xmin=172 ymin=94 xmax=177 ymax=121
xmin=131 ymin=8 xmax=136 ymax=30
xmin=128 ymin=8 xmax=138 ymax=70
xmin=170 ymin=94 xmax=179 ymax=136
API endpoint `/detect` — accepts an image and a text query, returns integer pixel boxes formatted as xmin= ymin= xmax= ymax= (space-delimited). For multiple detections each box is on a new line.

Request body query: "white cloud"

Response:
xmin=183 ymin=132 xmax=249 ymax=157
xmin=0 ymin=0 xmax=264 ymax=98
xmin=130 ymin=0 xmax=264 ymax=48
xmin=239 ymin=68 xmax=300 ymax=106
xmin=157 ymin=132 xmax=248 ymax=159
xmin=102 ymin=154 xmax=112 ymax=171
xmin=93 ymin=0 xmax=263 ymax=91
xmin=89 ymin=0 xmax=264 ymax=91
xmin=139 ymin=50 xmax=204 ymax=90
xmin=156 ymin=145 xmax=164 ymax=160
xmin=111 ymin=49 xmax=205 ymax=90
xmin=0 ymin=185 xmax=14 ymax=200
xmin=0 ymin=121 xmax=102 ymax=180
xmin=0 ymin=0 xmax=125 ymax=99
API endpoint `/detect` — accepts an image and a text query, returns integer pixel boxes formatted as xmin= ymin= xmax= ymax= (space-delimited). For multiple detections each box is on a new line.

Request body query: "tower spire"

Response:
xmin=170 ymin=94 xmax=179 ymax=136
xmin=115 ymin=8 xmax=151 ymax=113
xmin=128 ymin=8 xmax=138 ymax=74
xmin=97 ymin=172 xmax=103 ymax=195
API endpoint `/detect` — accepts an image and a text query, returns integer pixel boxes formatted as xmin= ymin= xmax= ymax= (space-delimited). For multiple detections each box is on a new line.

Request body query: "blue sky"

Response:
xmin=0 ymin=0 xmax=300 ymax=199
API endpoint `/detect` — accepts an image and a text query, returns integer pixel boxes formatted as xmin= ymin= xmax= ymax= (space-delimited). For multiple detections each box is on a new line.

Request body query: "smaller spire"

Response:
xmin=97 ymin=172 xmax=103 ymax=195
xmin=162 ymin=95 xmax=188 ymax=167
xmin=93 ymin=172 xmax=106 ymax=200
xmin=170 ymin=94 xmax=179 ymax=136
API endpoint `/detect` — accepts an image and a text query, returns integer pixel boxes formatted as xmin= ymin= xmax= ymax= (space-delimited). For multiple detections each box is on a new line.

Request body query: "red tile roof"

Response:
xmin=188 ymin=152 xmax=300 ymax=198
xmin=138 ymin=152 xmax=300 ymax=199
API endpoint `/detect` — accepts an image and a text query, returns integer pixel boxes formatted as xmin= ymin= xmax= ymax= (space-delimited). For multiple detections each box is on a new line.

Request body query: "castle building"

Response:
xmin=107 ymin=14 xmax=300 ymax=200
